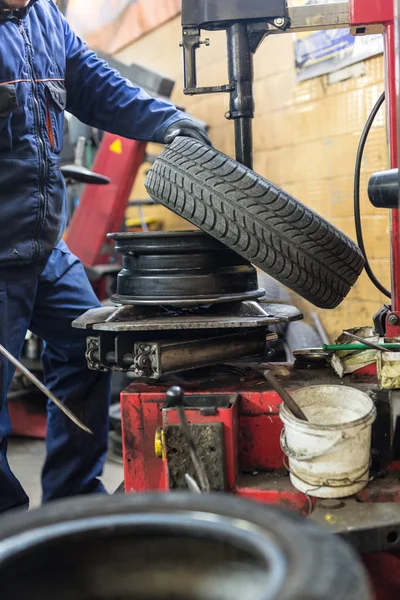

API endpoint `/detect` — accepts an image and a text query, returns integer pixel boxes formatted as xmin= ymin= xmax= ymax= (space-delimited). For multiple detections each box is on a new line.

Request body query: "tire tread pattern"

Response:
xmin=145 ymin=138 xmax=365 ymax=309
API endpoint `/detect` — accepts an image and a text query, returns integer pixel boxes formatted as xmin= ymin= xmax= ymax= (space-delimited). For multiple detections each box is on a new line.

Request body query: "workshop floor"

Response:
xmin=8 ymin=438 xmax=123 ymax=508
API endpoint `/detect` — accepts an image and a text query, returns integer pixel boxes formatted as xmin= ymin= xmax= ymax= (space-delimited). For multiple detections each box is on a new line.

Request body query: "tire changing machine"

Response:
xmin=73 ymin=1 xmax=400 ymax=597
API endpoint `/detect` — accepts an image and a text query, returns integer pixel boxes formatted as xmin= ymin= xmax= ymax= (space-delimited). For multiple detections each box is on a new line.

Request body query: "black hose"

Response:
xmin=354 ymin=91 xmax=391 ymax=298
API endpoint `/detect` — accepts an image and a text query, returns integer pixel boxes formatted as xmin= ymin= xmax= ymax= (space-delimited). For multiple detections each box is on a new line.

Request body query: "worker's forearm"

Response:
xmin=63 ymin=14 xmax=183 ymax=143
xmin=66 ymin=58 xmax=184 ymax=143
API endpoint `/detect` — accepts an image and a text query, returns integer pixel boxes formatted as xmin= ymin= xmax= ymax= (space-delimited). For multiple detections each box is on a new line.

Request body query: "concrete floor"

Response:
xmin=8 ymin=437 xmax=123 ymax=508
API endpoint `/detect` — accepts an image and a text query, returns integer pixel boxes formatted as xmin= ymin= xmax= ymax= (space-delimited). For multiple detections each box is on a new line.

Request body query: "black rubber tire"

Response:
xmin=145 ymin=138 xmax=365 ymax=309
xmin=0 ymin=494 xmax=371 ymax=600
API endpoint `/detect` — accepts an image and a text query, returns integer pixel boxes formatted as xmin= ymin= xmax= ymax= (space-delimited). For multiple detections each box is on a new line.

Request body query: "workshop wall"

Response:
xmin=116 ymin=17 xmax=389 ymax=340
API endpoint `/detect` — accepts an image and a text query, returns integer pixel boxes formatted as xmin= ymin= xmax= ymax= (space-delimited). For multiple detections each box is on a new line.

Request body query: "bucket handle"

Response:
xmin=280 ymin=429 xmax=346 ymax=462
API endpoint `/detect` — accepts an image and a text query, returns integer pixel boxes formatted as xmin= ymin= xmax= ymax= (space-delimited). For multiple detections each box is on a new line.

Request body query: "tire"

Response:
xmin=145 ymin=138 xmax=365 ymax=309
xmin=0 ymin=494 xmax=370 ymax=600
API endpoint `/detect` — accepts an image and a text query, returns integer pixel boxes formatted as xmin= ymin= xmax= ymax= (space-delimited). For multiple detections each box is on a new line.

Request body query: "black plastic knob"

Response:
xmin=166 ymin=386 xmax=185 ymax=407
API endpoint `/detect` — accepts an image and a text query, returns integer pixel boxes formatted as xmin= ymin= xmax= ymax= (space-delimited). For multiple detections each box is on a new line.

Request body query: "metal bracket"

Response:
xmin=134 ymin=342 xmax=159 ymax=379
xmin=86 ymin=337 xmax=108 ymax=373
xmin=181 ymin=27 xmax=234 ymax=96
xmin=181 ymin=2 xmax=350 ymax=97
xmin=182 ymin=17 xmax=290 ymax=97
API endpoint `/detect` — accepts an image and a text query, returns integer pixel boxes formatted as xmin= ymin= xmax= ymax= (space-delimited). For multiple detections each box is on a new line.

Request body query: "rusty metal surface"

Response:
xmin=111 ymin=290 xmax=266 ymax=307
xmin=377 ymin=352 xmax=400 ymax=389
xmin=357 ymin=476 xmax=400 ymax=503
xmin=120 ymin=359 xmax=400 ymax=557
xmin=164 ymin=422 xmax=226 ymax=491
xmin=165 ymin=386 xmax=211 ymax=493
xmin=72 ymin=306 xmax=116 ymax=329
xmin=286 ymin=2 xmax=350 ymax=32
xmin=74 ymin=301 xmax=302 ymax=332
xmin=257 ymin=301 xmax=303 ymax=323
xmin=86 ymin=329 xmax=268 ymax=377
xmin=236 ymin=472 xmax=315 ymax=516
xmin=93 ymin=301 xmax=281 ymax=331
xmin=124 ymin=363 xmax=379 ymax=394
xmin=312 ymin=497 xmax=400 ymax=554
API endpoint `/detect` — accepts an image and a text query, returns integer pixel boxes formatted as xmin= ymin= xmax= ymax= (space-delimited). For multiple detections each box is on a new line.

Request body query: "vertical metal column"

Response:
xmin=351 ymin=0 xmax=399 ymax=330
xmin=397 ymin=0 xmax=400 ymax=206
xmin=385 ymin=23 xmax=400 ymax=315
xmin=227 ymin=23 xmax=255 ymax=169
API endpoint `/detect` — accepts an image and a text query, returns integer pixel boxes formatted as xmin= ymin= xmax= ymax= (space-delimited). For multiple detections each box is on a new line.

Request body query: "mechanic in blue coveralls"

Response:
xmin=0 ymin=0 xmax=211 ymax=512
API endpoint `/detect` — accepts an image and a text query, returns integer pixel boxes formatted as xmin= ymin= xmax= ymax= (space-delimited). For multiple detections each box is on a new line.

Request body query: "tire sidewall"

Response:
xmin=0 ymin=493 xmax=370 ymax=599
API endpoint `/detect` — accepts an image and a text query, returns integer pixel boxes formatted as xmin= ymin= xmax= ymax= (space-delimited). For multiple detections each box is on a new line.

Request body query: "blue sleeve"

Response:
xmin=62 ymin=15 xmax=185 ymax=144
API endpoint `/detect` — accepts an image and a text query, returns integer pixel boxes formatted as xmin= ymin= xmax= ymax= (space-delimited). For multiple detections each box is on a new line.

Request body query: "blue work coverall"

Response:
xmin=0 ymin=0 xmax=186 ymax=512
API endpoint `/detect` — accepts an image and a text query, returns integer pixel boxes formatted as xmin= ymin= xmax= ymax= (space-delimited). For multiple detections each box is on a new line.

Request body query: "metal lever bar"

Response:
xmin=342 ymin=331 xmax=390 ymax=353
xmin=264 ymin=370 xmax=308 ymax=421
xmin=0 ymin=343 xmax=93 ymax=434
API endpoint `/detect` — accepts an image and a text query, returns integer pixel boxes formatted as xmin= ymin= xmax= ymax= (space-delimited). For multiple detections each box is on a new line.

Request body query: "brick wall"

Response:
xmin=116 ymin=16 xmax=390 ymax=340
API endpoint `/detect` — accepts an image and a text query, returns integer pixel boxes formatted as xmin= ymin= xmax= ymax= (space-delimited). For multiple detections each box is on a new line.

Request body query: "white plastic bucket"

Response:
xmin=280 ymin=385 xmax=376 ymax=498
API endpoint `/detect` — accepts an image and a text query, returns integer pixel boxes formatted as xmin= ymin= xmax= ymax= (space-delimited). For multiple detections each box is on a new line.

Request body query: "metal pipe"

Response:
xmin=233 ymin=119 xmax=254 ymax=170
xmin=227 ymin=23 xmax=254 ymax=168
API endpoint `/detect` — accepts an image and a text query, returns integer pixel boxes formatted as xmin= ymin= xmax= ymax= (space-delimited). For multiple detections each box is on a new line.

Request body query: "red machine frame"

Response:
xmin=122 ymin=0 xmax=399 ymax=488
xmin=121 ymin=373 xmax=318 ymax=515
xmin=120 ymin=1 xmax=400 ymax=597
xmin=65 ymin=134 xmax=147 ymax=300
xmin=66 ymin=134 xmax=146 ymax=269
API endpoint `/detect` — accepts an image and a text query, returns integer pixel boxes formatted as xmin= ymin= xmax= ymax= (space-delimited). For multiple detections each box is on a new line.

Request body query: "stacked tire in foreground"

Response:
xmin=0 ymin=494 xmax=371 ymax=599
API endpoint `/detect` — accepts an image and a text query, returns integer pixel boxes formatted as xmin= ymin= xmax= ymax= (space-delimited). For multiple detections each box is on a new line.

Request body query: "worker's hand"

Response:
xmin=164 ymin=119 xmax=212 ymax=146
